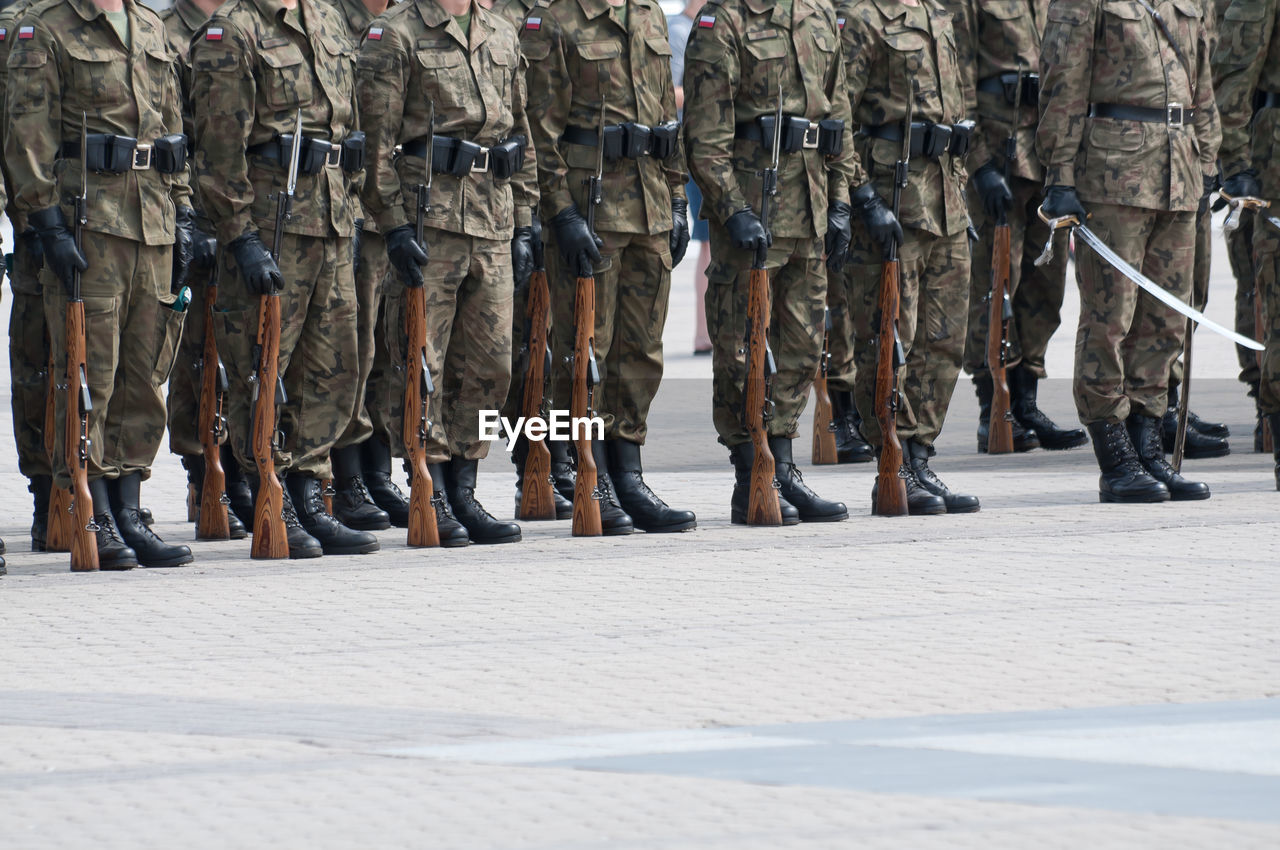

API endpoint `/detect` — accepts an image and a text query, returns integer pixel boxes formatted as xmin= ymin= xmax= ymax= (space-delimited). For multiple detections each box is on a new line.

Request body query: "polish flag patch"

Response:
xmin=697 ymin=14 xmax=715 ymax=27
xmin=367 ymin=26 xmax=382 ymax=40
xmin=205 ymin=26 xmax=223 ymax=40
xmin=836 ymin=16 xmax=845 ymax=29
xmin=525 ymin=16 xmax=541 ymax=29
xmin=17 ymin=25 xmax=34 ymax=38
xmin=0 ymin=29 xmax=8 ymax=41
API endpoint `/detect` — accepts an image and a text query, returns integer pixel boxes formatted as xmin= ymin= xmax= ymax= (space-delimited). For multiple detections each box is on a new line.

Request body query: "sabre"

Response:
xmin=1034 ymin=208 xmax=1264 ymax=351
xmin=1217 ymin=189 xmax=1280 ymax=235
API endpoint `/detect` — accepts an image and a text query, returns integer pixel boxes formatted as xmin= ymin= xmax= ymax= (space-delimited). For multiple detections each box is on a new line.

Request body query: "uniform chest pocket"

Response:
xmin=574 ymin=40 xmax=623 ymax=93
xmin=416 ymin=47 xmax=473 ymax=114
xmin=63 ymin=40 xmax=129 ymax=107
xmin=744 ymin=30 xmax=788 ymax=61
xmin=810 ymin=28 xmax=834 ymax=54
xmin=978 ymin=0 xmax=1022 ymax=19
xmin=259 ymin=43 xmax=313 ymax=109
xmin=142 ymin=45 xmax=177 ymax=105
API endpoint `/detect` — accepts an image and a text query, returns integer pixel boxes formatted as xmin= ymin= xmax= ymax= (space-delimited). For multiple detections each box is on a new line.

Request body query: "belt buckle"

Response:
xmin=1167 ymin=103 xmax=1185 ymax=126
xmin=802 ymin=122 xmax=820 ymax=150
xmin=132 ymin=144 xmax=152 ymax=170
xmin=326 ymin=143 xmax=341 ymax=168
xmin=471 ymin=147 xmax=490 ymax=174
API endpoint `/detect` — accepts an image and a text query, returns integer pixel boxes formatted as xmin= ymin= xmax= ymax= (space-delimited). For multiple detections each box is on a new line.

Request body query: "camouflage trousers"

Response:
xmin=547 ymin=229 xmax=671 ymax=444
xmin=706 ymin=223 xmax=823 ymax=446
xmin=215 ymin=231 xmax=358 ymax=480
xmin=166 ymin=264 xmax=214 ymax=458
xmin=380 ymin=229 xmax=513 ymax=463
xmin=1249 ymin=214 xmax=1280 ymax=413
xmin=333 ymin=227 xmax=385 ymax=450
xmin=1072 ymin=203 xmax=1194 ymax=423
xmin=963 ymin=175 xmax=1069 ymax=379
xmin=1168 ymin=204 xmax=1213 ymax=394
xmin=8 ymin=238 xmax=50 ymax=479
xmin=1229 ymin=215 xmax=1262 ymax=388
xmin=845 ymin=226 xmax=970 ymax=450
xmin=500 ymin=273 xmax=532 ymax=422
xmin=824 ymin=263 xmax=857 ymax=394
xmin=43 ymin=232 xmax=183 ymax=488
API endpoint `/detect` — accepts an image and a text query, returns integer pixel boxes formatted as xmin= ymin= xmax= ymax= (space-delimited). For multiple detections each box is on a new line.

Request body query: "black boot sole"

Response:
xmin=1181 ymin=446 xmax=1231 ymax=460
xmin=943 ymin=501 xmax=981 ymax=514
xmin=138 ymin=555 xmax=194 ymax=568
xmin=1169 ymin=489 xmax=1211 ymax=501
xmin=1099 ymin=490 xmax=1170 ymax=503
xmin=464 ymin=530 xmax=522 ymax=544
xmin=333 ymin=513 xmax=392 ymax=531
xmin=1034 ymin=435 xmax=1089 ymax=450
xmin=99 ymin=558 xmax=138 ymax=570
xmin=631 ymin=517 xmax=697 ymax=533
xmin=836 ymin=450 xmax=874 ymax=464
xmin=314 ymin=540 xmax=381 ymax=555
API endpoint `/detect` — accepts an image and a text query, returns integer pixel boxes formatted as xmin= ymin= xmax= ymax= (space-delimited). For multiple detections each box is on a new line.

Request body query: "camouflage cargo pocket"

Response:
xmin=151 ymin=296 xmax=187 ymax=385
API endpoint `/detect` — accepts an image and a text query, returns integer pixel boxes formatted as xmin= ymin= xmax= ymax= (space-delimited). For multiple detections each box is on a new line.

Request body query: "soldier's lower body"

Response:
xmin=44 ymin=232 xmax=191 ymax=569
xmin=964 ymin=176 xmax=1084 ymax=452
xmin=217 ymin=230 xmax=376 ymax=557
xmin=1229 ymin=217 xmax=1269 ymax=450
xmin=846 ymin=224 xmax=975 ymax=515
xmin=706 ymin=225 xmax=845 ymax=525
xmin=1248 ymin=213 xmax=1280 ymax=488
xmin=1072 ymin=202 xmax=1206 ymax=502
xmin=822 ymin=263 xmax=873 ymax=464
xmin=9 ymin=237 xmax=53 ymax=555
xmin=546 ymin=227 xmax=694 ymax=534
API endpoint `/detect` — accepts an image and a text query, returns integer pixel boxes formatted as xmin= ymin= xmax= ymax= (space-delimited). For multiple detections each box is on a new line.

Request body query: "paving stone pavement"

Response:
xmin=1 ymin=220 xmax=1278 ymax=848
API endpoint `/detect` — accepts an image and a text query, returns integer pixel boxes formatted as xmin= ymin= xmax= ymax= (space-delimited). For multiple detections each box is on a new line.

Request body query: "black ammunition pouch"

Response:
xmin=489 ymin=135 xmax=527 ymax=180
xmin=949 ymin=120 xmax=975 ymax=158
xmin=250 ymin=134 xmax=361 ymax=175
xmin=649 ymin=120 xmax=680 ymax=159
xmin=62 ymin=133 xmax=191 ymax=174
xmin=818 ymin=119 xmax=845 ymax=157
xmin=404 ymin=135 xmax=526 ymax=179
xmin=152 ymin=134 xmax=189 ymax=174
xmin=862 ymin=120 xmax=968 ymax=160
xmin=563 ymin=121 xmax=680 ymax=161
xmin=341 ymin=131 xmax=365 ymax=173
xmin=736 ymin=115 xmax=845 ymax=155
xmin=977 ymin=72 xmax=1040 ymax=107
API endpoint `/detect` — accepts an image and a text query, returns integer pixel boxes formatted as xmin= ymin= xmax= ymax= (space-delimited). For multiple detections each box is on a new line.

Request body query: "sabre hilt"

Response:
xmin=1218 ymin=189 xmax=1268 ymax=233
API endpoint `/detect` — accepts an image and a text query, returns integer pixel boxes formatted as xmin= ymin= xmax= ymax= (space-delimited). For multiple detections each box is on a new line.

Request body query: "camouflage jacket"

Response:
xmin=0 ymin=0 xmax=37 ymax=225
xmin=486 ymin=0 xmax=536 ymax=28
xmin=944 ymin=0 xmax=1047 ymax=183
xmin=6 ymin=0 xmax=190 ymax=245
xmin=160 ymin=0 xmax=207 ymax=140
xmin=1213 ymin=0 xmax=1280 ymax=192
xmin=839 ymin=0 xmax=970 ymax=238
xmin=520 ymin=0 xmax=685 ymax=236
xmin=330 ymin=0 xmax=379 ymax=233
xmin=189 ymin=0 xmax=359 ymax=244
xmin=357 ymin=0 xmax=537 ymax=240
xmin=684 ymin=0 xmax=855 ymax=240
xmin=1037 ymin=0 xmax=1220 ymax=212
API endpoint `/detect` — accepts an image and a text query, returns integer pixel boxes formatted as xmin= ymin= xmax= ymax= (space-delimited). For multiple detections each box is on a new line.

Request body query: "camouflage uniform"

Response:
xmin=1038 ymin=0 xmax=1220 ymax=424
xmin=838 ymin=0 xmax=972 ymax=450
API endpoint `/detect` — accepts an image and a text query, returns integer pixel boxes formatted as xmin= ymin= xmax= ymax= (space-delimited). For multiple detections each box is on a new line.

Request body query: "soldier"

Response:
xmin=1215 ymin=0 xmax=1280 ymax=486
xmin=324 ymin=0 xmax=399 ymax=533
xmin=1038 ymin=0 xmax=1219 ymax=502
xmin=947 ymin=0 xmax=1087 ymax=455
xmin=7 ymin=0 xmax=196 ymax=567
xmin=837 ymin=0 xmax=978 ymax=514
xmin=189 ymin=0 xmax=380 ymax=556
xmin=159 ymin=0 xmax=250 ymax=539
xmin=357 ymin=0 xmax=537 ymax=544
xmin=685 ymin=0 xmax=853 ymax=523
xmin=522 ymin=0 xmax=698 ymax=534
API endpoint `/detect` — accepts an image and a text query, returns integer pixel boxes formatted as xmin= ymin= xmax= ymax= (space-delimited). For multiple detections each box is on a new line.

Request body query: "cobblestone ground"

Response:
xmin=1 ymin=222 xmax=1277 ymax=848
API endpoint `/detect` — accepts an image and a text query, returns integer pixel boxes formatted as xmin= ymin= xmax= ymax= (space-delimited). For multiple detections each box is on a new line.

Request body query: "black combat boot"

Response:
xmin=30 ymin=475 xmax=51 ymax=553
xmin=225 ymin=446 xmax=255 ymax=530
xmin=444 ymin=457 xmax=521 ymax=544
xmin=605 ymin=439 xmax=697 ymax=532
xmin=1126 ymin=414 xmax=1210 ymax=501
xmin=770 ymin=435 xmax=848 ymax=521
xmin=427 ymin=463 xmax=471 ymax=547
xmin=138 ymin=506 xmax=154 ymax=527
xmin=330 ymin=444 xmax=391 ymax=531
xmin=109 ymin=473 xmax=193 ymax=568
xmin=869 ymin=460 xmax=947 ymax=515
xmin=1251 ymin=382 xmax=1267 ymax=452
xmin=728 ymin=442 xmax=800 ymax=525
xmin=1088 ymin=421 xmax=1170 ymax=503
xmin=512 ymin=435 xmax=572 ymax=520
xmin=549 ymin=438 xmax=576 ymax=504
xmin=277 ymin=484 xmax=323 ymax=559
xmin=906 ymin=439 xmax=980 ymax=513
xmin=1268 ymin=412 xmax=1280 ymax=491
xmin=361 ymin=437 xmax=410 ymax=528
xmin=1010 ymin=365 xmax=1088 ymax=450
xmin=832 ymin=391 xmax=874 ymax=464
xmin=587 ymin=441 xmax=636 ymax=535
xmin=88 ymin=478 xmax=138 ymax=570
xmin=974 ymin=374 xmax=1039 ymax=453
xmin=1161 ymin=386 xmax=1229 ymax=458
xmin=284 ymin=474 xmax=380 ymax=555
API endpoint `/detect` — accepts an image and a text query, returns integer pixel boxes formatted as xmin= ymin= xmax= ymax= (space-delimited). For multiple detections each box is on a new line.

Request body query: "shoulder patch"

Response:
xmin=525 ymin=16 xmax=541 ymax=29
xmin=205 ymin=26 xmax=224 ymax=40
xmin=697 ymin=14 xmax=715 ymax=27
xmin=836 ymin=16 xmax=845 ymax=29
xmin=366 ymin=26 xmax=383 ymax=40
xmin=17 ymin=25 xmax=33 ymax=38
xmin=0 ymin=28 xmax=7 ymax=40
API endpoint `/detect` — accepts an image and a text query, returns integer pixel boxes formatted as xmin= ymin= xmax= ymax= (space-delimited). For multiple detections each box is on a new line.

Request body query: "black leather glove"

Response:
xmin=530 ymin=214 xmax=545 ymax=270
xmin=191 ymin=223 xmax=217 ymax=271
xmin=352 ymin=218 xmax=364 ymax=278
xmin=18 ymin=227 xmax=44 ymax=272
xmin=512 ymin=226 xmax=535 ymax=291
xmin=824 ymin=201 xmax=852 ymax=272
xmin=725 ymin=208 xmax=769 ymax=253
xmin=1040 ymin=184 xmax=1087 ymax=221
xmin=29 ymin=206 xmax=87 ymax=296
xmin=972 ymin=161 xmax=1013 ymax=222
xmin=550 ymin=206 xmax=603 ymax=277
xmin=229 ymin=232 xmax=282 ymax=295
xmin=1198 ymin=173 xmax=1219 ymax=217
xmin=1220 ymin=170 xmax=1262 ymax=205
xmin=670 ymin=197 xmax=690 ymax=266
xmin=385 ymin=224 xmax=428 ymax=288
xmin=173 ymin=207 xmax=196 ymax=293
xmin=850 ymin=182 xmax=903 ymax=255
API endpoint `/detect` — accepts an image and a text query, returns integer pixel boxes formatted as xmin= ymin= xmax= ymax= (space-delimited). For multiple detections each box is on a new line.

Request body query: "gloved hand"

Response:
xmin=550 ymin=206 xmax=603 ymax=277
xmin=824 ymin=201 xmax=852 ymax=272
xmin=352 ymin=218 xmax=364 ymax=278
xmin=19 ymin=227 xmax=45 ymax=272
xmin=1220 ymin=170 xmax=1262 ymax=205
xmin=530 ymin=214 xmax=545 ymax=271
xmin=725 ymin=208 xmax=769 ymax=253
xmin=850 ymin=182 xmax=903 ymax=255
xmin=229 ymin=232 xmax=282 ymax=295
xmin=972 ymin=161 xmax=1013 ymax=221
xmin=512 ymin=226 xmax=535 ymax=291
xmin=173 ymin=207 xmax=196 ymax=293
xmin=191 ymin=223 xmax=217 ymax=271
xmin=385 ymin=224 xmax=428 ymax=288
xmin=669 ymin=197 xmax=690 ymax=266
xmin=1199 ymin=173 xmax=1219 ymax=217
xmin=28 ymin=206 xmax=88 ymax=297
xmin=1040 ymin=184 xmax=1087 ymax=221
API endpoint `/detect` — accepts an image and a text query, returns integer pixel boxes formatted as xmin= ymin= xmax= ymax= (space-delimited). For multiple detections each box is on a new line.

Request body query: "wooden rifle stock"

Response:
xmin=44 ymin=352 xmax=73 ymax=552
xmin=986 ymin=220 xmax=1015 ymax=454
xmin=873 ymin=257 xmax=908 ymax=516
xmin=518 ymin=264 xmax=555 ymax=520
xmin=65 ymin=304 xmax=98 ymax=571
xmin=404 ymin=282 xmax=441 ymax=547
xmin=570 ymin=271 xmax=603 ymax=536
xmin=811 ymin=307 xmax=837 ymax=465
xmin=744 ymin=265 xmax=783 ymax=525
xmin=249 ymin=293 xmax=288 ymax=558
xmin=196 ymin=280 xmax=232 ymax=539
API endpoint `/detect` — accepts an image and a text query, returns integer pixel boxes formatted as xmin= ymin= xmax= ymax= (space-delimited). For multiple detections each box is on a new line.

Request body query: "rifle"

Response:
xmin=811 ymin=307 xmax=837 ymax=465
xmin=404 ymin=109 xmax=441 ymax=547
xmin=196 ymin=266 xmax=232 ymax=540
xmin=66 ymin=113 xmax=98 ymax=570
xmin=517 ymin=222 xmax=556 ymax=520
xmin=248 ymin=111 xmax=301 ymax=559
xmin=872 ymin=86 xmax=911 ymax=517
xmin=984 ymin=67 xmax=1020 ymax=455
xmin=44 ymin=348 xmax=73 ymax=552
xmin=742 ymin=83 xmax=784 ymax=525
